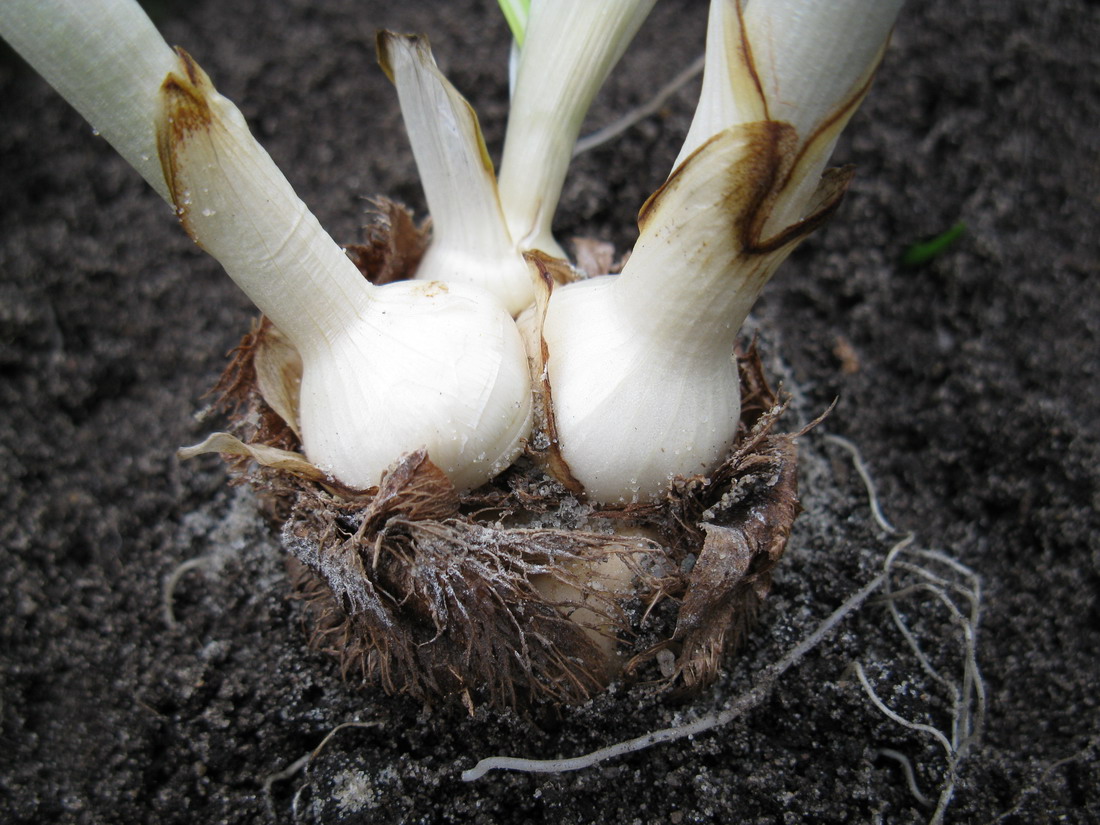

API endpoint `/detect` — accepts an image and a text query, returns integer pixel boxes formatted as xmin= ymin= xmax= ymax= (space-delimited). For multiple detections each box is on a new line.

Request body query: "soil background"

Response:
xmin=2 ymin=1 xmax=1097 ymax=823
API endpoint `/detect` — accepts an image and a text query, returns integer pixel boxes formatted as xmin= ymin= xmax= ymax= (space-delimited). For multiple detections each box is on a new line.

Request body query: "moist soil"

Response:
xmin=1 ymin=1 xmax=1097 ymax=823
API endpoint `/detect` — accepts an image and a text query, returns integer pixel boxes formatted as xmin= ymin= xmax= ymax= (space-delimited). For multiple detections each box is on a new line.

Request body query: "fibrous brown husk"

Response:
xmin=278 ymin=450 xmax=664 ymax=708
xmin=655 ymin=393 xmax=802 ymax=692
xmin=343 ymin=197 xmax=431 ymax=286
xmin=192 ymin=204 xmax=805 ymax=710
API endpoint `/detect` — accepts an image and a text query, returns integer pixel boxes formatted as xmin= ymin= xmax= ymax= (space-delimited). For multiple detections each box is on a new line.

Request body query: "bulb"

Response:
xmin=297 ymin=279 xmax=533 ymax=491
xmin=158 ymin=49 xmax=532 ymax=491
xmin=540 ymin=276 xmax=743 ymax=503
xmin=530 ymin=0 xmax=902 ymax=503
xmin=378 ymin=33 xmax=537 ymax=316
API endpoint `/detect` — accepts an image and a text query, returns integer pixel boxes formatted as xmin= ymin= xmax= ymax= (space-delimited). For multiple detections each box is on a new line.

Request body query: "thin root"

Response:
xmin=263 ymin=719 xmax=382 ymax=821
xmin=573 ymin=54 xmax=704 ymax=157
xmin=985 ymin=729 xmax=1100 ymax=824
xmin=823 ymin=433 xmax=899 ymax=535
xmin=162 ymin=556 xmax=217 ymax=627
xmin=876 ymin=747 xmax=932 ymax=808
xmin=851 ymin=528 xmax=985 ymax=825
xmin=462 ymin=568 xmax=888 ymax=781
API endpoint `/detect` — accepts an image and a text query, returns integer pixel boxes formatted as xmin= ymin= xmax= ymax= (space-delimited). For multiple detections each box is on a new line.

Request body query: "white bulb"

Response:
xmin=541 ymin=277 xmax=741 ymax=503
xmin=298 ymin=280 xmax=533 ymax=491
xmin=158 ymin=50 xmax=533 ymax=491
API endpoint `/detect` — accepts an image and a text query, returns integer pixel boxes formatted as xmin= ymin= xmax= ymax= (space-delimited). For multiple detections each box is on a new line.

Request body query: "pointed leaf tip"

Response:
xmin=376 ymin=30 xmax=431 ymax=84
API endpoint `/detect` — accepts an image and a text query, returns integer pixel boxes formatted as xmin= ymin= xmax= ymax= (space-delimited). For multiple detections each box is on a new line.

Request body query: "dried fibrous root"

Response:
xmin=342 ymin=197 xmax=431 ymax=287
xmin=616 ymin=395 xmax=801 ymax=694
xmin=281 ymin=451 xmax=663 ymax=708
xmin=180 ymin=204 xmax=805 ymax=710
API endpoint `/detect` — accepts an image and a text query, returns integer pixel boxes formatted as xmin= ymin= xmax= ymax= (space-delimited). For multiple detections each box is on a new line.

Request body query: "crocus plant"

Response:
xmin=2 ymin=0 xmax=903 ymax=706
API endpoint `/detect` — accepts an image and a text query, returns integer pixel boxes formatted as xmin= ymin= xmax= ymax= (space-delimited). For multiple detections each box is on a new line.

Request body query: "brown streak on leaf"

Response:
xmin=750 ymin=165 xmax=855 ymax=254
xmin=523 ymin=252 xmax=586 ymax=497
xmin=777 ymin=38 xmax=888 ymax=204
xmin=156 ymin=48 xmax=215 ymax=243
xmin=735 ymin=0 xmax=769 ymax=121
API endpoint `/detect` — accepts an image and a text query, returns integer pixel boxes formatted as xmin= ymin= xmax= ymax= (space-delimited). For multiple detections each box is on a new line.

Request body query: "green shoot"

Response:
xmin=901 ymin=221 xmax=967 ymax=266
xmin=496 ymin=0 xmax=530 ymax=47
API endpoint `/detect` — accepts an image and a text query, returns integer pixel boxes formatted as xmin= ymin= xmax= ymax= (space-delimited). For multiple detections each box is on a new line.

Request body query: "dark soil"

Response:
xmin=2 ymin=1 xmax=1097 ymax=823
